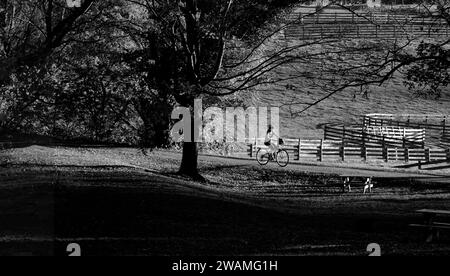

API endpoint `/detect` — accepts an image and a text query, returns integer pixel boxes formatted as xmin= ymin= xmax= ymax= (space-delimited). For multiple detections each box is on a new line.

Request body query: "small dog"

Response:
xmin=343 ymin=177 xmax=352 ymax=192
xmin=363 ymin=177 xmax=374 ymax=194
xmin=343 ymin=177 xmax=374 ymax=194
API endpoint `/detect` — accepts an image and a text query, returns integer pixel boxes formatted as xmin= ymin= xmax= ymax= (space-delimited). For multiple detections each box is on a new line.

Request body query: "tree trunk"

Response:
xmin=179 ymin=141 xmax=206 ymax=182
xmin=179 ymin=141 xmax=201 ymax=178
xmin=178 ymin=106 xmax=205 ymax=182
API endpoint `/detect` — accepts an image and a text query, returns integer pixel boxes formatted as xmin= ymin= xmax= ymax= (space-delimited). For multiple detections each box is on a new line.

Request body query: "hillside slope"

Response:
xmin=254 ymin=68 xmax=450 ymax=139
xmin=244 ymin=5 xmax=450 ymax=140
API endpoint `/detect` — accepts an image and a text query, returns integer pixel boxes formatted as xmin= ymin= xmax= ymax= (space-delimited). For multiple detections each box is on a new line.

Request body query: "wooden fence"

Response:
xmin=363 ymin=114 xmax=449 ymax=147
xmin=364 ymin=114 xmax=448 ymax=130
xmin=286 ymin=10 xmax=450 ymax=40
xmin=324 ymin=125 xmax=425 ymax=148
xmin=289 ymin=10 xmax=448 ymax=25
xmin=247 ymin=138 xmax=450 ymax=163
xmin=247 ymin=138 xmax=302 ymax=160
xmin=286 ymin=23 xmax=449 ymax=40
xmin=443 ymin=129 xmax=450 ymax=142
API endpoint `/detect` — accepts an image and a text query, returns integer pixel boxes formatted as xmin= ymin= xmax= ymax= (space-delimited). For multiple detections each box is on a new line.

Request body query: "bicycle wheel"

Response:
xmin=256 ymin=148 xmax=270 ymax=165
xmin=276 ymin=149 xmax=289 ymax=167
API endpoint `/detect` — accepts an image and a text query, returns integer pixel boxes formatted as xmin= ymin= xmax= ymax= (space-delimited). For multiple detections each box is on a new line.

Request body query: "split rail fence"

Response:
xmin=364 ymin=114 xmax=450 ymax=147
xmin=247 ymin=138 xmax=450 ymax=163
xmin=286 ymin=10 xmax=450 ymax=40
xmin=324 ymin=125 xmax=425 ymax=148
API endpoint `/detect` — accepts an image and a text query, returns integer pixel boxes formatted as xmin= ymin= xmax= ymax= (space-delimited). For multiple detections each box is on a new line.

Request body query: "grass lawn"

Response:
xmin=0 ymin=146 xmax=450 ymax=256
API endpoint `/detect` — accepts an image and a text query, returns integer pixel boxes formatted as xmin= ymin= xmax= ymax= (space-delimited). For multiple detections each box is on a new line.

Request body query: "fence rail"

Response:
xmin=324 ymin=125 xmax=425 ymax=148
xmin=363 ymin=114 xmax=449 ymax=148
xmin=286 ymin=23 xmax=449 ymax=40
xmin=286 ymin=10 xmax=450 ymax=40
xmin=289 ymin=11 xmax=448 ymax=25
xmin=247 ymin=138 xmax=450 ymax=163
xmin=364 ymin=114 xmax=449 ymax=128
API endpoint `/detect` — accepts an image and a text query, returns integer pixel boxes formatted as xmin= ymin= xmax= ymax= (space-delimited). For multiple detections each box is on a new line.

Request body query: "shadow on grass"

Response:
xmin=1 ymin=166 xmax=450 ymax=256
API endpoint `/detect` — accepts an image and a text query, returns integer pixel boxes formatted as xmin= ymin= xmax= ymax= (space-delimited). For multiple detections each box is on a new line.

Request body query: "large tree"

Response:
xmin=122 ymin=0 xmax=331 ymax=180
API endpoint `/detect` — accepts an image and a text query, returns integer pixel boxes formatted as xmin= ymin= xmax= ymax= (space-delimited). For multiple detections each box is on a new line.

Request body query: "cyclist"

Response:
xmin=264 ymin=125 xmax=279 ymax=159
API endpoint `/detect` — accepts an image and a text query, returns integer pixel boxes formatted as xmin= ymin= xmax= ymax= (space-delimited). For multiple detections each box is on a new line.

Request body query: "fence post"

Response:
xmin=342 ymin=126 xmax=346 ymax=144
xmin=425 ymin=148 xmax=431 ymax=163
xmin=445 ymin=148 xmax=450 ymax=162
xmin=319 ymin=139 xmax=323 ymax=162
xmin=422 ymin=130 xmax=425 ymax=149
xmin=297 ymin=139 xmax=301 ymax=161
xmin=384 ymin=147 xmax=389 ymax=163
xmin=341 ymin=145 xmax=345 ymax=162
xmin=405 ymin=148 xmax=410 ymax=163
xmin=249 ymin=144 xmax=253 ymax=158
xmin=362 ymin=146 xmax=367 ymax=162
xmin=362 ymin=127 xmax=367 ymax=147
xmin=443 ymin=119 xmax=447 ymax=138
xmin=403 ymin=128 xmax=406 ymax=148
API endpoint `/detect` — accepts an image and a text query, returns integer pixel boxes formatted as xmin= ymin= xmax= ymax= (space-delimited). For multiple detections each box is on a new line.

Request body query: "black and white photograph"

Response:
xmin=0 ymin=0 xmax=449 ymax=262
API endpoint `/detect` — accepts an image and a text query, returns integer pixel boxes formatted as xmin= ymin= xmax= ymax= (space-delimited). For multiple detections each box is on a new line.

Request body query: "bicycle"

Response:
xmin=256 ymin=139 xmax=290 ymax=167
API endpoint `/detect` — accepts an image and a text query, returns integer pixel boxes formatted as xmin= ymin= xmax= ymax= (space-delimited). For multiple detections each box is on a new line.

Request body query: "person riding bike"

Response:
xmin=264 ymin=125 xmax=279 ymax=159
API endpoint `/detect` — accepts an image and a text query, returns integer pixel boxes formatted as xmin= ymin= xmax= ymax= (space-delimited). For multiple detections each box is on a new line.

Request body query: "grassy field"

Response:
xmin=1 ymin=146 xmax=449 ymax=256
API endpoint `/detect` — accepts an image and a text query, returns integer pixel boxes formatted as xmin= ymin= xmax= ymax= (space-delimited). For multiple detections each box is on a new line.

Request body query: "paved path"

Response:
xmin=196 ymin=153 xmax=450 ymax=183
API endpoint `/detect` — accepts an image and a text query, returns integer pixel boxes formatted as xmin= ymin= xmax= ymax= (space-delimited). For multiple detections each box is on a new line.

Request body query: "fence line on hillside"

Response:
xmin=286 ymin=23 xmax=449 ymax=40
xmin=289 ymin=11 xmax=448 ymax=25
xmin=285 ymin=10 xmax=450 ymax=40
xmin=324 ymin=125 xmax=425 ymax=148
xmin=363 ymin=114 xmax=449 ymax=136
xmin=247 ymin=138 xmax=450 ymax=163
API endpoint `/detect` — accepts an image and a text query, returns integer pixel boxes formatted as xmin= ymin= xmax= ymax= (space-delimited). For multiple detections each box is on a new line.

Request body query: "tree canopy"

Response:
xmin=0 ymin=0 xmax=448 ymax=179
